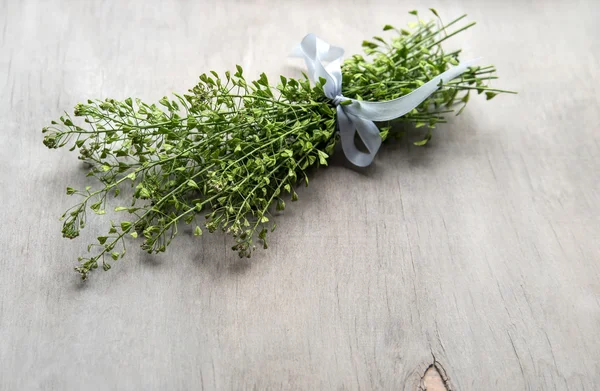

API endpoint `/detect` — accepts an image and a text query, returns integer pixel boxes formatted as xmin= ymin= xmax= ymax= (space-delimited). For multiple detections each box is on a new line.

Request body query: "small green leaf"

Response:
xmin=409 ymin=10 xmax=418 ymax=16
xmin=373 ymin=36 xmax=386 ymax=45
xmin=258 ymin=227 xmax=267 ymax=240
xmin=414 ymin=130 xmax=432 ymax=146
xmin=383 ymin=24 xmax=394 ymax=31
xmin=194 ymin=226 xmax=203 ymax=236
xmin=130 ymin=232 xmax=138 ymax=238
xmin=120 ymin=221 xmax=132 ymax=231
xmin=159 ymin=96 xmax=172 ymax=109
xmin=97 ymin=236 xmax=108 ymax=245
xmin=485 ymin=91 xmax=498 ymax=100
xmin=317 ymin=150 xmax=329 ymax=165
xmin=187 ymin=179 xmax=199 ymax=189
xmin=66 ymin=187 xmax=76 ymax=195
xmin=276 ymin=199 xmax=285 ymax=211
xmin=90 ymin=201 xmax=105 ymax=215
xmin=138 ymin=187 xmax=151 ymax=199
xmin=257 ymin=73 xmax=269 ymax=86
xmin=380 ymin=129 xmax=389 ymax=141
xmin=111 ymin=252 xmax=119 ymax=261
xmin=126 ymin=172 xmax=136 ymax=181
xmin=362 ymin=40 xmax=378 ymax=49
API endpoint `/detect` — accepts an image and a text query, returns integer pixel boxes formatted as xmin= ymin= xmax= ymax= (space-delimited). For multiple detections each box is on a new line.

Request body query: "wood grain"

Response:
xmin=1 ymin=0 xmax=599 ymax=389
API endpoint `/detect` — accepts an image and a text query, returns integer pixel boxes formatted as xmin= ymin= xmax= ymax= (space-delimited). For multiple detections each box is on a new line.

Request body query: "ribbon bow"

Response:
xmin=292 ymin=33 xmax=478 ymax=167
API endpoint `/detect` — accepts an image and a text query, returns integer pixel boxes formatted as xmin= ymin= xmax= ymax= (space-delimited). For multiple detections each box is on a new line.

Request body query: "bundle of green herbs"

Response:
xmin=42 ymin=10 xmax=513 ymax=279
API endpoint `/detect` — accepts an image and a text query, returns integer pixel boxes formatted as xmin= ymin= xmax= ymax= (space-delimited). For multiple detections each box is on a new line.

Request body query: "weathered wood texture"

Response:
xmin=1 ymin=0 xmax=599 ymax=390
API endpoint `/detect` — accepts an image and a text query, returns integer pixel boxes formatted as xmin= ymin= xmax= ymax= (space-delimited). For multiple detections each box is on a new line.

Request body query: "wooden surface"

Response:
xmin=1 ymin=0 xmax=599 ymax=390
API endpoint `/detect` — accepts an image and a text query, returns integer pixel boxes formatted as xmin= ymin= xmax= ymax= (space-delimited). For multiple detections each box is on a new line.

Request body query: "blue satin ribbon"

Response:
xmin=292 ymin=33 xmax=479 ymax=167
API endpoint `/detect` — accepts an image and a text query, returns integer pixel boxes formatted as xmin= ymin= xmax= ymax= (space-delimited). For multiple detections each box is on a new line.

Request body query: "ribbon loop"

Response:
xmin=292 ymin=34 xmax=477 ymax=167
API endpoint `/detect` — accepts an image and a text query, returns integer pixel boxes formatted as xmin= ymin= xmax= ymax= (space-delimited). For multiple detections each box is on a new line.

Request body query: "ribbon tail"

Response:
xmin=337 ymin=106 xmax=382 ymax=167
xmin=344 ymin=59 xmax=481 ymax=122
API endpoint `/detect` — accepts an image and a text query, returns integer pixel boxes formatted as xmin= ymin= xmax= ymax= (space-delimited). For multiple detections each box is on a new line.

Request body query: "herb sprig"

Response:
xmin=43 ymin=10 xmax=514 ymax=279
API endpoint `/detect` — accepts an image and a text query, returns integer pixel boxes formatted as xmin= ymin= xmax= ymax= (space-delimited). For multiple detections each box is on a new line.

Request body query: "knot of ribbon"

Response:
xmin=292 ymin=33 xmax=479 ymax=167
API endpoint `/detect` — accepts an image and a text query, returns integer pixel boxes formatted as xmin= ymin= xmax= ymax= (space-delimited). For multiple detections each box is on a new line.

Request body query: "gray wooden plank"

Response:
xmin=1 ymin=0 xmax=599 ymax=390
